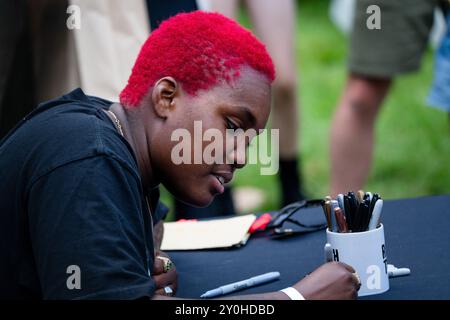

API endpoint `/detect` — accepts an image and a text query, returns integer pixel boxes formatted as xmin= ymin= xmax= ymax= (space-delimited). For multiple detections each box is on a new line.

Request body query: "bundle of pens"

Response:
xmin=322 ymin=191 xmax=383 ymax=233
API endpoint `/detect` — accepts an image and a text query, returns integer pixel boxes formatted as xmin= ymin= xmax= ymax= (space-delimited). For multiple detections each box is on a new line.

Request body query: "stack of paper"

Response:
xmin=160 ymin=214 xmax=256 ymax=251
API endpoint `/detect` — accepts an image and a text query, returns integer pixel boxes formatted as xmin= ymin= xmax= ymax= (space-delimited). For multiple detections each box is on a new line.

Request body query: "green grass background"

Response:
xmin=161 ymin=0 xmax=450 ymax=219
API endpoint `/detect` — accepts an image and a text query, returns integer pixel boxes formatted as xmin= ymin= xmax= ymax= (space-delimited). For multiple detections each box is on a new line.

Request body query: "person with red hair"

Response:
xmin=0 ymin=11 xmax=358 ymax=299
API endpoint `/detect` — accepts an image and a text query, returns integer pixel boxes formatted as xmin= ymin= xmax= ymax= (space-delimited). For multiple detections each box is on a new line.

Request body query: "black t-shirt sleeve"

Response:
xmin=27 ymin=155 xmax=156 ymax=299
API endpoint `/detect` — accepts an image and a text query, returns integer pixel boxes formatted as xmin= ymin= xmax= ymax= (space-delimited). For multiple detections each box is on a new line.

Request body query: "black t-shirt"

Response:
xmin=0 ymin=89 xmax=168 ymax=299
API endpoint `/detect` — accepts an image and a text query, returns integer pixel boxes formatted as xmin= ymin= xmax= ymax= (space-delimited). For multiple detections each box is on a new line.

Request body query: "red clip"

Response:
xmin=249 ymin=213 xmax=272 ymax=233
xmin=176 ymin=219 xmax=198 ymax=223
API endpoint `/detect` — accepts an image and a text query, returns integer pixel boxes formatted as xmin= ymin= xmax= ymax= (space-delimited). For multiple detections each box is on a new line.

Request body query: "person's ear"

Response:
xmin=151 ymin=77 xmax=178 ymax=119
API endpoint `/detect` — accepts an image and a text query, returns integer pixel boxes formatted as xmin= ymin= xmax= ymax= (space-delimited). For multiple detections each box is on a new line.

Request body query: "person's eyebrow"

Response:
xmin=235 ymin=106 xmax=256 ymax=127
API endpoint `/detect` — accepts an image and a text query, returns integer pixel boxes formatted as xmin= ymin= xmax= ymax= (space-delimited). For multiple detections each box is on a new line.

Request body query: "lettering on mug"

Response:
xmin=332 ymin=249 xmax=339 ymax=262
xmin=381 ymin=244 xmax=388 ymax=274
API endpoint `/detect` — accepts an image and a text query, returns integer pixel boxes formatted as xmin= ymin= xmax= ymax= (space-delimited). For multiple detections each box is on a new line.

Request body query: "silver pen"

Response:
xmin=200 ymin=272 xmax=280 ymax=298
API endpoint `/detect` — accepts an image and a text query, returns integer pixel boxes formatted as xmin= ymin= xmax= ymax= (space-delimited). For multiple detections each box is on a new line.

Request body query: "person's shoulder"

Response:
xmin=1 ymin=89 xmax=139 ymax=183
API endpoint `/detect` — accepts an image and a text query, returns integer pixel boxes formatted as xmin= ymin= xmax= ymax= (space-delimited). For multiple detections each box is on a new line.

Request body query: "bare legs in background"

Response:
xmin=330 ymin=73 xmax=391 ymax=196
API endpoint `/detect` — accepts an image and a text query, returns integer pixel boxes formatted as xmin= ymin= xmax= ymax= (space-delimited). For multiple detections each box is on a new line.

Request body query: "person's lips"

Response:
xmin=208 ymin=171 xmax=234 ymax=196
xmin=212 ymin=171 xmax=233 ymax=186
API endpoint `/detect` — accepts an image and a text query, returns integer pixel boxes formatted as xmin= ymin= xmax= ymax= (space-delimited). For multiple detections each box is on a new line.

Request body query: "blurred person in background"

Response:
xmin=329 ymin=0 xmax=441 ymax=196
xmin=0 ymin=0 xmax=35 ymax=138
xmin=0 ymin=0 xmax=144 ymax=137
xmin=427 ymin=4 xmax=450 ymax=126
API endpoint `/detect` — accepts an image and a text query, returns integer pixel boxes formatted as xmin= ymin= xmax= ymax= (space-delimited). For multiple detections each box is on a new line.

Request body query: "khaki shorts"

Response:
xmin=349 ymin=0 xmax=438 ymax=78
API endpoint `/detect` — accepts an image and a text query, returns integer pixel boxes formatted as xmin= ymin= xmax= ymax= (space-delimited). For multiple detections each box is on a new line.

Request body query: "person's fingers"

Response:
xmin=153 ymin=269 xmax=178 ymax=292
xmin=336 ymin=261 xmax=356 ymax=273
xmin=156 ymin=250 xmax=169 ymax=258
xmin=155 ymin=288 xmax=165 ymax=296
xmin=154 ymin=286 xmax=174 ymax=297
xmin=350 ymin=287 xmax=358 ymax=300
xmin=153 ymin=273 xmax=173 ymax=287
xmin=153 ymin=257 xmax=164 ymax=275
xmin=154 ymin=255 xmax=175 ymax=274
xmin=333 ymin=262 xmax=360 ymax=291
xmin=351 ymin=272 xmax=361 ymax=291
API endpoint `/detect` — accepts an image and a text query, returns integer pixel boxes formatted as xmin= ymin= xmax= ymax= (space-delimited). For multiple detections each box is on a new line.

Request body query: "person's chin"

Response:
xmin=177 ymin=190 xmax=215 ymax=208
xmin=193 ymin=197 xmax=214 ymax=208
xmin=174 ymin=175 xmax=222 ymax=207
xmin=191 ymin=191 xmax=215 ymax=207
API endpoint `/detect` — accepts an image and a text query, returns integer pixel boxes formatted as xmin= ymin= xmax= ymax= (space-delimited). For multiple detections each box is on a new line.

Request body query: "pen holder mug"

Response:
xmin=325 ymin=224 xmax=389 ymax=297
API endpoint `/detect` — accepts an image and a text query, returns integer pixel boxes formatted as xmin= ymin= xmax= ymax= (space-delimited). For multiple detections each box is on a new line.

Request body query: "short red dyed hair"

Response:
xmin=119 ymin=11 xmax=275 ymax=107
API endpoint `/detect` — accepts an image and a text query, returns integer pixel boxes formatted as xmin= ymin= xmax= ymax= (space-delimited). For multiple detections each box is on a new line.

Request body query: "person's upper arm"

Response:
xmin=27 ymin=155 xmax=155 ymax=299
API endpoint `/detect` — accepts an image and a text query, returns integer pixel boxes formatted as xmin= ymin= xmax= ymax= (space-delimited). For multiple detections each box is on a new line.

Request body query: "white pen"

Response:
xmin=200 ymin=272 xmax=280 ymax=298
xmin=368 ymin=199 xmax=383 ymax=230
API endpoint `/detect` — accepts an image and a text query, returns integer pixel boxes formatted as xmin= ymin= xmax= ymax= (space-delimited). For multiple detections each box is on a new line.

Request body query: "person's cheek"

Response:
xmin=182 ymin=165 xmax=211 ymax=204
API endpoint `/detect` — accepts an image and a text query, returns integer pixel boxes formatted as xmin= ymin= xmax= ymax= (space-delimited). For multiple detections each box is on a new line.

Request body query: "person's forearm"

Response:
xmin=153 ymin=221 xmax=164 ymax=251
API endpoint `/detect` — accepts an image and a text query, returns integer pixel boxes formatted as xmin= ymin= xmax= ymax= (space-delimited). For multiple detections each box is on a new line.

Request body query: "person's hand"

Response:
xmin=292 ymin=262 xmax=360 ymax=300
xmin=153 ymin=250 xmax=178 ymax=296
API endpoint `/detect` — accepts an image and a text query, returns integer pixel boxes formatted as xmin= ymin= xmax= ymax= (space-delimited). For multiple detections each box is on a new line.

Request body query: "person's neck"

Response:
xmin=106 ymin=102 xmax=158 ymax=191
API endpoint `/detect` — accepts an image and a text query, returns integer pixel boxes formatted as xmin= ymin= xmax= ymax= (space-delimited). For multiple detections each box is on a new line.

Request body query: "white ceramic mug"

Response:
xmin=325 ymin=224 xmax=389 ymax=296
